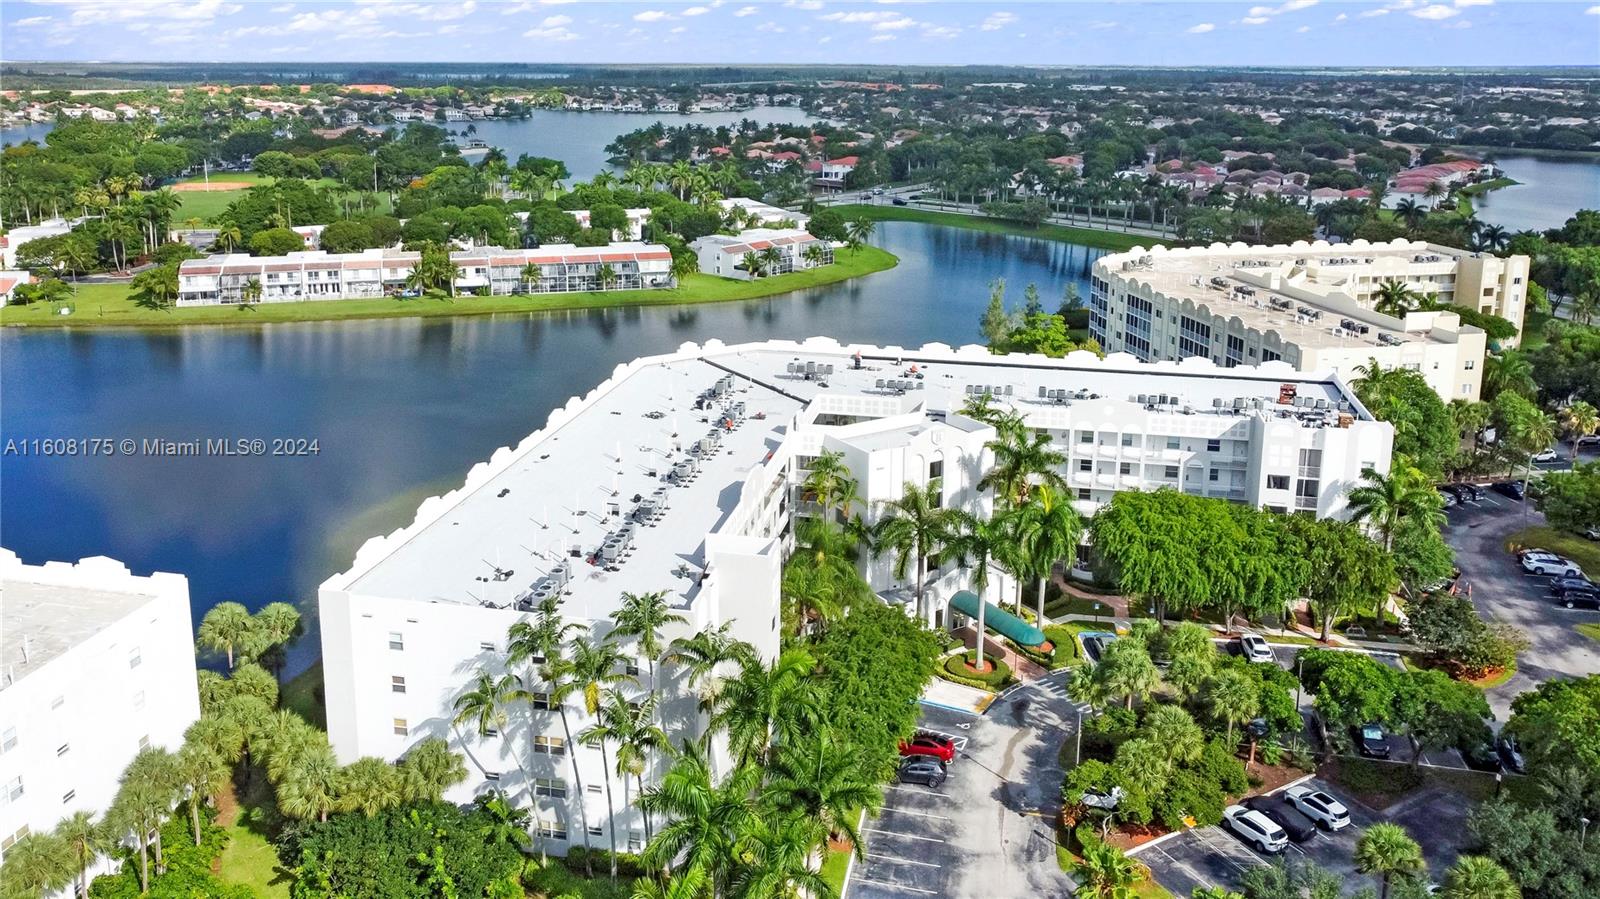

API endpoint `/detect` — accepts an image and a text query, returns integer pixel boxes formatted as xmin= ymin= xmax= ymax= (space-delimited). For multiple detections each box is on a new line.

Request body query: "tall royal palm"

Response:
xmin=1507 ymin=408 xmax=1557 ymax=522
xmin=451 ymin=669 xmax=518 ymax=792
xmin=579 ymin=688 xmax=647 ymax=879
xmin=640 ymin=741 xmax=758 ymax=893
xmin=584 ymin=690 xmax=668 ymax=847
xmin=980 ymin=418 xmax=1067 ymax=509
xmin=1012 ymin=483 xmax=1084 ymax=623
xmin=612 ymin=590 xmax=687 ymax=717
xmin=762 ymin=730 xmax=882 ymax=860
xmin=711 ymin=648 xmax=821 ymax=767
xmin=730 ymin=815 xmax=835 ymax=899
xmin=872 ymin=480 xmax=959 ymax=625
xmin=665 ymin=623 xmax=756 ymax=746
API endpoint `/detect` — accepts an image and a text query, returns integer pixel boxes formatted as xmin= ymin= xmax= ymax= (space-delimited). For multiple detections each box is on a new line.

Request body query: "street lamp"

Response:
xmin=1092 ymin=601 xmax=1102 ymax=625
xmin=1583 ymin=816 xmax=1591 ymax=851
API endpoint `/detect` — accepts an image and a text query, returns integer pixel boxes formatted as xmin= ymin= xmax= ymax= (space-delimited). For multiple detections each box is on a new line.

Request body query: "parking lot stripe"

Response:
xmin=866 ymin=852 xmax=940 ymax=868
xmin=850 ymin=878 xmax=938 ymax=896
xmin=864 ymin=828 xmax=946 ymax=843
xmin=880 ymin=805 xmax=952 ymax=820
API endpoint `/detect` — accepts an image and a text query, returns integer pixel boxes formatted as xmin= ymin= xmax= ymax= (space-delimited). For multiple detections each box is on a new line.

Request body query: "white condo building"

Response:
xmin=0 ymin=551 xmax=200 ymax=870
xmin=1091 ymin=240 xmax=1531 ymax=402
xmin=319 ymin=338 xmax=1392 ymax=854
xmin=690 ymin=229 xmax=833 ymax=280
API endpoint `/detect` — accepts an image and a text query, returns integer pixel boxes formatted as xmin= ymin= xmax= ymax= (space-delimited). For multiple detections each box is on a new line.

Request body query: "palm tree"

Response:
xmin=741 ymin=250 xmax=765 ymax=278
xmin=596 ymin=262 xmax=619 ymax=290
xmin=174 ymin=741 xmax=229 ymax=845
xmin=240 ymin=276 xmax=263 ymax=309
xmin=730 ymin=814 xmax=835 ymax=899
xmin=1355 ymin=823 xmax=1426 ymax=899
xmin=106 ymin=748 xmax=180 ymax=893
xmin=217 ymin=223 xmax=242 ymax=252
xmin=1477 ymin=223 xmax=1509 ymax=252
xmin=452 ymin=668 xmax=516 ymax=787
xmin=612 ymin=590 xmax=687 ymax=716
xmin=665 ymin=623 xmax=756 ymax=741
xmin=1395 ymin=198 xmax=1426 ymax=232
xmin=253 ymin=601 xmax=303 ymax=685
xmin=948 ymin=510 xmax=1018 ymax=670
xmin=397 ymin=737 xmax=468 ymax=803
xmin=1202 ymin=668 xmax=1261 ymax=744
xmin=762 ymin=730 xmax=881 ymax=860
xmin=1012 ymin=484 xmax=1083 ymax=623
xmin=802 ymin=243 xmax=826 ymax=268
xmin=1346 ymin=463 xmax=1443 ymax=554
xmin=566 ymin=634 xmax=635 ymax=718
xmin=1559 ymin=401 xmax=1598 ymax=460
xmin=640 ymin=741 xmax=757 ymax=891
xmin=1507 ymin=408 xmax=1557 ymax=522
xmin=631 ymin=863 xmax=711 ymax=899
xmin=1483 ymin=349 xmax=1537 ymax=402
xmin=585 ymin=689 xmax=669 ymax=851
xmin=197 ymin=601 xmax=254 ymax=670
xmin=845 ymin=217 xmax=875 ymax=249
xmin=800 ymin=449 xmax=858 ymax=521
xmin=55 ymin=810 xmax=109 ymax=899
xmin=0 ymin=831 xmax=74 ymax=899
xmin=1143 ymin=706 xmax=1206 ymax=766
xmin=519 ymin=261 xmax=541 ymax=294
xmin=759 ymin=245 xmax=783 ymax=275
xmin=980 ymin=413 xmax=1067 ymax=508
xmin=514 ymin=620 xmax=601 ymax=874
xmin=338 ymin=757 xmax=404 ymax=817
xmin=711 ymin=648 xmax=820 ymax=768
xmin=1440 ymin=855 xmax=1520 ymax=899
xmin=1095 ymin=639 xmax=1162 ymax=711
xmin=1373 ymin=278 xmax=1419 ymax=317
xmin=1073 ymin=839 xmax=1145 ymax=899
xmin=872 ymin=481 xmax=959 ymax=625
xmin=277 ymin=744 xmax=343 ymax=822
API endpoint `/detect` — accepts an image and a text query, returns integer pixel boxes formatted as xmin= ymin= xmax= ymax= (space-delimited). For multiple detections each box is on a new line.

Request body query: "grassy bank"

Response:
xmin=830 ymin=204 xmax=1162 ymax=252
xmin=1456 ymin=177 xmax=1519 ymax=197
xmin=170 ymin=172 xmax=393 ymax=224
xmin=0 ymin=245 xmax=897 ymax=329
xmin=1506 ymin=525 xmax=1600 ymax=575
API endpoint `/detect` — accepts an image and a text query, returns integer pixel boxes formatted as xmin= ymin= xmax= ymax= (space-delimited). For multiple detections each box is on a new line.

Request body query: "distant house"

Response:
xmin=690 ymin=229 xmax=832 ymax=280
xmin=0 ymin=270 xmax=33 ymax=306
xmin=808 ymin=156 xmax=858 ymax=190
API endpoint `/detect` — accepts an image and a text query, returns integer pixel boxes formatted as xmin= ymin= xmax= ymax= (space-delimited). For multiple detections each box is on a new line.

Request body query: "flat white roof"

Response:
xmin=331 ymin=339 xmax=1370 ymax=619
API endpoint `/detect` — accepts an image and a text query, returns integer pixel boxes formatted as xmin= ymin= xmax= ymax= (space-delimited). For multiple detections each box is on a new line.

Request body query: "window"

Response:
xmin=628 ymin=832 xmax=644 ymax=852
xmin=1462 ymin=384 xmax=1472 ymax=396
xmin=1464 ymin=359 xmax=1475 ymax=370
xmin=1206 ymin=438 xmax=1221 ymax=452
xmin=1078 ymin=430 xmax=1093 ymax=444
xmin=393 ymin=719 xmax=409 ymax=737
xmin=56 ymin=743 xmax=69 ymax=758
xmin=1119 ymin=462 xmax=1133 ymax=476
xmin=388 ymin=632 xmax=405 ymax=651
xmin=588 ymin=825 xmax=605 ymax=837
xmin=1209 ymin=469 xmax=1220 ymax=483
xmin=61 ymin=789 xmax=75 ymax=805
xmin=484 ymin=772 xmax=501 ymax=782
xmin=1078 ymin=459 xmax=1092 ymax=472
xmin=1166 ymin=436 xmax=1180 ymax=450
xmin=1164 ymin=466 xmax=1179 ymax=479
xmin=484 ymin=726 xmax=499 ymax=738
xmin=1267 ymin=475 xmax=1289 ymax=490
xmin=128 ymin=646 xmax=141 ymax=669
xmin=537 ymin=823 xmax=568 ymax=841
xmin=391 ymin=676 xmax=407 ymax=694
xmin=624 ymin=660 xmax=640 ymax=678
xmin=587 ymin=784 xmax=603 ymax=794
xmin=1077 ymin=488 xmax=1091 ymax=501
xmin=4 ymin=777 xmax=21 ymax=804
xmin=928 ymin=460 xmax=943 ymax=481
xmin=534 ymin=778 xmax=567 ymax=798
xmin=535 ymin=736 xmax=566 ymax=756
xmin=479 ymin=641 xmax=496 ymax=652
xmin=133 ymin=691 xmax=145 ymax=710
xmin=1120 ymin=433 xmax=1135 ymax=447
xmin=138 ymin=735 xmax=150 ymax=750
xmin=0 ymin=728 xmax=15 ymax=753
xmin=531 ymin=692 xmax=553 ymax=711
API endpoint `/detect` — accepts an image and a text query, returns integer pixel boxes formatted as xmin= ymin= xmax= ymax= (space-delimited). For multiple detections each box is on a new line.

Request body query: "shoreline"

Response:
xmin=0 ymin=245 xmax=898 ymax=330
xmin=827 ymin=203 xmax=1166 ymax=252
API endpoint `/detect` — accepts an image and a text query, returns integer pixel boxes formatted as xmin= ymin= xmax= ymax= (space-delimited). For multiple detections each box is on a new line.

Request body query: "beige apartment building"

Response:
xmin=1090 ymin=239 xmax=1531 ymax=402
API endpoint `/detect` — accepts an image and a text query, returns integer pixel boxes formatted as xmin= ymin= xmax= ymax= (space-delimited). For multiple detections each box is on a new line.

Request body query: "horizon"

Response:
xmin=2 ymin=0 xmax=1597 ymax=68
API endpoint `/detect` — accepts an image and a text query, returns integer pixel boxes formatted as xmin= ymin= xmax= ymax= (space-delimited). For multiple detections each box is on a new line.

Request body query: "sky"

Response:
xmin=1 ymin=0 xmax=1597 ymax=68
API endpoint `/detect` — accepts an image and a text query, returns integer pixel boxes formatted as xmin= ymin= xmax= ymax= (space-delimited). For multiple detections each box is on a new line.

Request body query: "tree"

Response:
xmin=712 ymin=648 xmax=820 ymax=768
xmin=981 ymin=416 xmax=1067 ymax=509
xmin=1440 ymin=856 xmax=1520 ymax=899
xmin=519 ymin=261 xmax=541 ymax=293
xmin=1354 ymin=360 xmax=1458 ymax=476
xmin=1374 ymin=278 xmax=1420 ymax=317
xmin=319 ymin=219 xmax=377 ymax=254
xmin=1536 ymin=462 xmax=1600 ymax=536
xmin=55 ymin=810 xmax=110 ymax=899
xmin=173 ymin=741 xmax=229 ymax=845
xmin=197 ymin=601 xmax=255 ymax=670
xmin=581 ymin=688 xmax=648 ymax=879
xmin=845 ymin=217 xmax=875 ymax=249
xmin=1011 ymin=484 xmax=1083 ymax=622
xmin=612 ymin=590 xmax=687 ymax=717
xmin=1559 ymin=402 xmax=1598 ymax=460
xmin=247 ymin=226 xmax=306 ymax=257
xmin=1090 ymin=489 xmax=1218 ymax=624
xmin=1300 ymin=648 xmax=1398 ymax=732
xmin=871 ymin=481 xmax=959 ymax=625
xmin=1505 ymin=674 xmax=1600 ymax=775
xmin=252 ymin=601 xmax=303 ymax=684
xmin=980 ymin=278 xmax=1013 ymax=347
xmin=397 ymin=737 xmax=468 ymax=804
xmin=1346 ymin=462 xmax=1443 ymax=560
xmin=640 ymin=741 xmax=757 ymax=894
xmin=0 ymin=831 xmax=74 ymax=899
xmin=129 ymin=261 xmax=179 ymax=309
xmin=596 ymin=262 xmax=619 ymax=290
xmin=1392 ymin=669 xmax=1491 ymax=769
xmin=1097 ymin=638 xmax=1163 ymax=711
xmin=106 ymin=748 xmax=179 ymax=893
xmin=1074 ymin=837 xmax=1145 ymax=899
xmin=665 ymin=622 xmax=757 ymax=735
xmin=1292 ymin=518 xmax=1395 ymax=640
xmin=339 ymin=756 xmax=404 ymax=818
xmin=1355 ymin=823 xmax=1426 ymax=899
xmin=277 ymin=743 xmax=343 ymax=823
xmin=1203 ymin=667 xmax=1260 ymax=744
xmin=762 ymin=729 xmax=881 ymax=860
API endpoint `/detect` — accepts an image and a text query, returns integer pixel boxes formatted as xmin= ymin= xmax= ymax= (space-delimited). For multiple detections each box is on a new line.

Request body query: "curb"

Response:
xmin=1126 ymin=773 xmax=1316 ymax=857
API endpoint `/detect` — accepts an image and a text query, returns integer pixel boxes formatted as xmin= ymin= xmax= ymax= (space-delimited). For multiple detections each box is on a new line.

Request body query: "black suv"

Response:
xmin=1555 ymin=582 xmax=1600 ymax=610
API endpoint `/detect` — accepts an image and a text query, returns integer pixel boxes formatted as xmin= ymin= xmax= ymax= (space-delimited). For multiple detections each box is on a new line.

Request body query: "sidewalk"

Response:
xmin=922 ymin=676 xmax=994 ymax=714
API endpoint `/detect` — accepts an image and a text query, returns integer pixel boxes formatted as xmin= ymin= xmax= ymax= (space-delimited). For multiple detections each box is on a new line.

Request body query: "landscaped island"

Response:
xmin=0 ymin=245 xmax=896 ymax=328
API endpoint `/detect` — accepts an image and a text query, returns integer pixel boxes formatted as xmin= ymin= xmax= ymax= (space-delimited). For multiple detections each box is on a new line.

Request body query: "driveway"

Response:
xmin=1137 ymin=777 xmax=1474 ymax=896
xmin=846 ymin=672 xmax=1083 ymax=898
xmin=1441 ymin=491 xmax=1600 ymax=719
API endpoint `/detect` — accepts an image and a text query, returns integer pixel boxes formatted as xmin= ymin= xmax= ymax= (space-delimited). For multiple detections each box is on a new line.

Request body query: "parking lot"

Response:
xmin=845 ymin=675 xmax=1081 ymax=898
xmin=1137 ymin=777 xmax=1475 ymax=896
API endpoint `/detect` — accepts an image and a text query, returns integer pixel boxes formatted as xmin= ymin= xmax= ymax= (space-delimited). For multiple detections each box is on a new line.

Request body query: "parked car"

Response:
xmin=1532 ymin=448 xmax=1561 ymax=463
xmin=896 ymin=757 xmax=947 ymax=788
xmin=1437 ymin=488 xmax=1459 ymax=508
xmin=1586 ymin=526 xmax=1599 ymax=541
xmin=1457 ymin=483 xmax=1485 ymax=502
xmin=1283 ymin=785 xmax=1352 ymax=831
xmin=1548 ymin=576 xmax=1598 ymax=596
xmin=1243 ymin=795 xmax=1320 ymax=842
xmin=1239 ymin=632 xmax=1275 ymax=664
xmin=1492 ymin=481 xmax=1526 ymax=500
xmin=1353 ymin=723 xmax=1391 ymax=759
xmin=1224 ymin=805 xmax=1289 ymax=853
xmin=1520 ymin=550 xmax=1584 ymax=578
xmin=1081 ymin=786 xmax=1125 ymax=810
xmin=1556 ymin=585 xmax=1600 ymax=610
xmin=1496 ymin=736 xmax=1526 ymax=773
xmin=1459 ymin=738 xmax=1503 ymax=773
xmin=898 ymin=733 xmax=956 ymax=764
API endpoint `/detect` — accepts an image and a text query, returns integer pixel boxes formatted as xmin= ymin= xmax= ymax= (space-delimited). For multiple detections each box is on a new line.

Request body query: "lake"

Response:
xmin=1472 ymin=153 xmax=1600 ymax=233
xmin=2 ymin=106 xmax=816 ymax=184
xmin=0 ymin=221 xmax=1108 ymax=669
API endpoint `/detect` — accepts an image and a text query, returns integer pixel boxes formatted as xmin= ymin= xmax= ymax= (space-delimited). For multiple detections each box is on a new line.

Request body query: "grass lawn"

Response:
xmin=830 ymin=203 xmax=1161 ymax=252
xmin=1577 ymin=622 xmax=1600 ymax=644
xmin=1456 ymin=177 xmax=1519 ymax=197
xmin=170 ymin=174 xmax=392 ymax=225
xmin=1263 ymin=632 xmax=1325 ymax=647
xmin=1043 ymin=594 xmax=1119 ymax=620
xmin=281 ymin=661 xmax=326 ymax=729
xmin=1506 ymin=525 xmax=1600 ymax=576
xmin=1521 ymin=309 xmax=1553 ymax=350
xmin=820 ymin=847 xmax=851 ymax=895
xmin=217 ymin=816 xmax=292 ymax=899
xmin=1402 ymin=652 xmax=1518 ymax=689
xmin=0 ymin=246 xmax=897 ymax=329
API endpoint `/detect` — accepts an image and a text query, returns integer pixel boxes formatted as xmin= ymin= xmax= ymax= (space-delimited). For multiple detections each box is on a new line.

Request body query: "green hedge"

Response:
xmin=939 ymin=652 xmax=1013 ymax=689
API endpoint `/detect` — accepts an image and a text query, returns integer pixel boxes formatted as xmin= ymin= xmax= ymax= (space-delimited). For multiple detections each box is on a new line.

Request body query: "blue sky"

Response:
xmin=2 ymin=1 xmax=1597 ymax=67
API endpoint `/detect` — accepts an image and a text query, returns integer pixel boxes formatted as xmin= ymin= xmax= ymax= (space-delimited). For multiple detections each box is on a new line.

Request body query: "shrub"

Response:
xmin=940 ymin=653 xmax=1013 ymax=689
xmin=564 ymin=846 xmax=646 ymax=879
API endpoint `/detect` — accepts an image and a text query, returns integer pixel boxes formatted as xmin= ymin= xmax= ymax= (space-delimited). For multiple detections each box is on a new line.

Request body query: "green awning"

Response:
xmin=949 ymin=590 xmax=1047 ymax=648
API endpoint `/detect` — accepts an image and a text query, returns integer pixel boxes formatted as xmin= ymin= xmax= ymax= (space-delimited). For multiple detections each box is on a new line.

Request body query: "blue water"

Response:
xmin=1473 ymin=154 xmax=1600 ymax=234
xmin=0 ymin=221 xmax=1107 ymax=665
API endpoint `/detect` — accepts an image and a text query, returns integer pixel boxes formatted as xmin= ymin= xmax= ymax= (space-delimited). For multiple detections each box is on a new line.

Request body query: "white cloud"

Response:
xmin=981 ymin=10 xmax=1018 ymax=30
xmin=670 ymin=25 xmax=687 ymax=32
xmin=733 ymin=5 xmax=757 ymax=15
xmin=1187 ymin=22 xmax=1215 ymax=32
xmin=1586 ymin=4 xmax=1600 ymax=13
xmin=681 ymin=5 xmax=710 ymax=14
xmin=540 ymin=14 xmax=570 ymax=26
xmin=755 ymin=20 xmax=785 ymax=32
xmin=1297 ymin=24 xmax=1311 ymax=31
xmin=31 ymin=0 xmax=244 ymax=26
xmin=873 ymin=14 xmax=916 ymax=30
xmin=1334 ymin=12 xmax=1348 ymax=20
xmin=1359 ymin=7 xmax=1389 ymax=16
xmin=1242 ymin=16 xmax=1270 ymax=25
xmin=524 ymin=23 xmax=576 ymax=40
xmin=633 ymin=9 xmax=672 ymax=21
xmin=1409 ymin=4 xmax=1460 ymax=18
xmin=1088 ymin=19 xmax=1118 ymax=29
xmin=785 ymin=0 xmax=824 ymax=8
xmin=1454 ymin=0 xmax=1492 ymax=6
xmin=268 ymin=3 xmax=293 ymax=11
xmin=820 ymin=10 xmax=899 ymax=23
xmin=920 ymin=23 xmax=960 ymax=38
xmin=12 ymin=15 xmax=52 ymax=25
xmin=868 ymin=32 xmax=895 ymax=41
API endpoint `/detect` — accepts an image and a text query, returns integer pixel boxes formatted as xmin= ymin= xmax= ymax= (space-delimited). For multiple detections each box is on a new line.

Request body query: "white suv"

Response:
xmin=1520 ymin=551 xmax=1584 ymax=578
xmin=1224 ymin=805 xmax=1288 ymax=853
xmin=1284 ymin=785 xmax=1351 ymax=831
xmin=1239 ymin=633 xmax=1274 ymax=664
